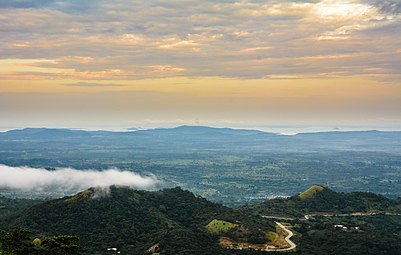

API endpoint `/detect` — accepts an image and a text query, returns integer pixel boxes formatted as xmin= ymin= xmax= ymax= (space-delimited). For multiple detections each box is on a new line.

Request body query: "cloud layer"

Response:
xmin=0 ymin=0 xmax=400 ymax=81
xmin=0 ymin=1 xmax=400 ymax=129
xmin=0 ymin=165 xmax=159 ymax=193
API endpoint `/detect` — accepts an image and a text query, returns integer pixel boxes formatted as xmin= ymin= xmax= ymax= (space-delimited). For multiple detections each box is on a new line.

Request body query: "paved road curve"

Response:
xmin=275 ymin=222 xmax=296 ymax=251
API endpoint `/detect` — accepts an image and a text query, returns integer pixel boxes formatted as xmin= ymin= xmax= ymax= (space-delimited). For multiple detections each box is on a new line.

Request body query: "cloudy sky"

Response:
xmin=0 ymin=0 xmax=400 ymax=130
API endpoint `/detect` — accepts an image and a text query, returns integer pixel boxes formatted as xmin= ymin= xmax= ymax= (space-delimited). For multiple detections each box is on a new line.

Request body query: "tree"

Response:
xmin=0 ymin=229 xmax=80 ymax=255
xmin=0 ymin=228 xmax=34 ymax=255
xmin=41 ymin=236 xmax=80 ymax=255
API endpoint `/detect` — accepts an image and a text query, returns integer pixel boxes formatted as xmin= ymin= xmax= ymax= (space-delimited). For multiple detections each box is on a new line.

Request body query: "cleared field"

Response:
xmin=206 ymin=219 xmax=238 ymax=234
xmin=299 ymin=185 xmax=324 ymax=200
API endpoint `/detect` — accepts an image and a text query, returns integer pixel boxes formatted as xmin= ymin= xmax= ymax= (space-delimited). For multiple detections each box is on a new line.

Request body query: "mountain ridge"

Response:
xmin=0 ymin=186 xmax=275 ymax=255
xmin=1 ymin=126 xmax=401 ymax=136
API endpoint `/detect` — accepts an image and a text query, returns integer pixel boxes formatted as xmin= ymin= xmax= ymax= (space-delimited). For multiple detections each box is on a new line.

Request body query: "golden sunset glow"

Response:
xmin=0 ymin=0 xmax=400 ymax=130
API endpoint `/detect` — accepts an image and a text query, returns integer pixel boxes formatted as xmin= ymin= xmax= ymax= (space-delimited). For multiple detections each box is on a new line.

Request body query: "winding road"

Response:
xmin=261 ymin=211 xmax=401 ymax=252
xmin=274 ymin=222 xmax=297 ymax=251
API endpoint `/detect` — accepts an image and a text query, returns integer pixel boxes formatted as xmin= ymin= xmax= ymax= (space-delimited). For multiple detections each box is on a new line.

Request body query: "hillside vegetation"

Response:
xmin=0 ymin=197 xmax=41 ymax=218
xmin=206 ymin=219 xmax=238 ymax=234
xmin=247 ymin=186 xmax=401 ymax=217
xmin=1 ymin=185 xmax=401 ymax=254
xmin=298 ymin=185 xmax=324 ymax=200
xmin=0 ymin=186 xmax=275 ymax=255
xmin=0 ymin=228 xmax=79 ymax=255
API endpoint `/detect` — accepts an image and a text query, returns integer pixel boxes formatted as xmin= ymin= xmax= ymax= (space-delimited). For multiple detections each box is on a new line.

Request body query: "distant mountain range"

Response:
xmin=2 ymin=125 xmax=400 ymax=136
xmin=1 ymin=125 xmax=401 ymax=204
xmin=0 ymin=126 xmax=268 ymax=140
xmin=1 ymin=125 xmax=400 ymax=148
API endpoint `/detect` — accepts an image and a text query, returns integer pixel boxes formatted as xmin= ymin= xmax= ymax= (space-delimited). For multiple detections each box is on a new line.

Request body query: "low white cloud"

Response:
xmin=0 ymin=165 xmax=159 ymax=193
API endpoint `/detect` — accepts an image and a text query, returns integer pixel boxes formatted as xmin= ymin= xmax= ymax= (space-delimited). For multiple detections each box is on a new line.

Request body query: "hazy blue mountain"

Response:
xmin=1 ymin=127 xmax=399 ymax=150
xmin=135 ymin=125 xmax=266 ymax=136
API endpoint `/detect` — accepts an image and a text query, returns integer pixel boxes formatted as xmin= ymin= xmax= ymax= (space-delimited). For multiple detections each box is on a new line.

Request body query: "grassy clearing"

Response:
xmin=265 ymin=231 xmax=278 ymax=242
xmin=299 ymin=185 xmax=324 ymax=200
xmin=265 ymin=226 xmax=290 ymax=248
xmin=206 ymin=219 xmax=238 ymax=234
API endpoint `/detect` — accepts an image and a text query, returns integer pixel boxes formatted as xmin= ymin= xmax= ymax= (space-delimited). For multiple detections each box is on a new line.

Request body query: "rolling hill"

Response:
xmin=0 ymin=186 xmax=275 ymax=255
xmin=247 ymin=185 xmax=401 ymax=217
xmin=1 ymin=186 xmax=401 ymax=254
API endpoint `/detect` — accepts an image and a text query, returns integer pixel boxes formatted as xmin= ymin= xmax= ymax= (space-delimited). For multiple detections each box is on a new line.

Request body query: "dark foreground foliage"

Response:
xmin=0 ymin=186 xmax=275 ymax=255
xmin=0 ymin=228 xmax=80 ymax=255
xmin=1 ymin=186 xmax=401 ymax=254
xmin=292 ymin=215 xmax=401 ymax=255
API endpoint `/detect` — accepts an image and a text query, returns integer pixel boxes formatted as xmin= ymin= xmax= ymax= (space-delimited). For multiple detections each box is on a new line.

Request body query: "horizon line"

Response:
xmin=1 ymin=125 xmax=401 ymax=136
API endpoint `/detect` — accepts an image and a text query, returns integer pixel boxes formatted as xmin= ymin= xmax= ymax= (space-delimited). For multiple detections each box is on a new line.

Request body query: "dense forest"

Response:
xmin=245 ymin=186 xmax=401 ymax=255
xmin=1 ymin=186 xmax=275 ymax=255
xmin=247 ymin=185 xmax=401 ymax=217
xmin=292 ymin=215 xmax=401 ymax=255
xmin=1 ymin=185 xmax=401 ymax=254
xmin=0 ymin=228 xmax=79 ymax=255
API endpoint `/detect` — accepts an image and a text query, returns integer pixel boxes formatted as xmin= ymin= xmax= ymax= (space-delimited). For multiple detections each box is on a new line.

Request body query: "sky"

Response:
xmin=0 ymin=0 xmax=400 ymax=131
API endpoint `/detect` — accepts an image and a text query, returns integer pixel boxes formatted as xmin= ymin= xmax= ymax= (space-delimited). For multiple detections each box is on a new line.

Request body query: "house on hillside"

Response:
xmin=334 ymin=225 xmax=360 ymax=231
xmin=334 ymin=224 xmax=347 ymax=230
xmin=147 ymin=243 xmax=160 ymax=255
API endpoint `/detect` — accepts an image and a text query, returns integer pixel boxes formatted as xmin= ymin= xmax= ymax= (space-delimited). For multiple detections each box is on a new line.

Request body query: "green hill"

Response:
xmin=206 ymin=219 xmax=238 ymax=234
xmin=0 ymin=196 xmax=41 ymax=218
xmin=3 ymin=186 xmax=401 ymax=254
xmin=0 ymin=186 xmax=275 ymax=255
xmin=298 ymin=185 xmax=324 ymax=200
xmin=248 ymin=185 xmax=401 ymax=217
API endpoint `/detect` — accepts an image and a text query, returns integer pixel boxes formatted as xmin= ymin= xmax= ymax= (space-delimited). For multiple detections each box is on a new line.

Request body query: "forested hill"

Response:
xmin=247 ymin=185 xmax=401 ymax=217
xmin=0 ymin=186 xmax=275 ymax=255
xmin=2 ymin=186 xmax=401 ymax=254
xmin=0 ymin=196 xmax=41 ymax=218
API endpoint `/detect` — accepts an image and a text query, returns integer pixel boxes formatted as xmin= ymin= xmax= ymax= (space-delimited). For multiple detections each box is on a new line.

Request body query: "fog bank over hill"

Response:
xmin=0 ymin=165 xmax=159 ymax=196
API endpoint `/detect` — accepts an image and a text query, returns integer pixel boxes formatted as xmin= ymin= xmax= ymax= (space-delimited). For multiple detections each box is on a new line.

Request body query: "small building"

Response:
xmin=334 ymin=224 xmax=347 ymax=230
xmin=148 ymin=244 xmax=160 ymax=254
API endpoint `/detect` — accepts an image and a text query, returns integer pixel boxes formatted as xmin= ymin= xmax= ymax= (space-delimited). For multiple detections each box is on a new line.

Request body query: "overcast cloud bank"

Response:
xmin=1 ymin=0 xmax=400 ymax=81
